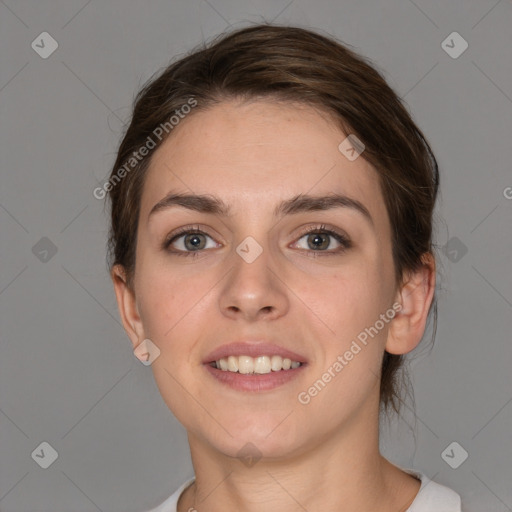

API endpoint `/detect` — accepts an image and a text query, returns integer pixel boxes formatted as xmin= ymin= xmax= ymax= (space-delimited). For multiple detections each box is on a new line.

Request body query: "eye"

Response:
xmin=163 ymin=226 xmax=220 ymax=256
xmin=292 ymin=225 xmax=351 ymax=254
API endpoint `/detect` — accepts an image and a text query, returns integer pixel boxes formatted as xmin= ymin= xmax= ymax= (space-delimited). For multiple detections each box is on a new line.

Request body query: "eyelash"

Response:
xmin=294 ymin=224 xmax=352 ymax=257
xmin=163 ymin=224 xmax=352 ymax=258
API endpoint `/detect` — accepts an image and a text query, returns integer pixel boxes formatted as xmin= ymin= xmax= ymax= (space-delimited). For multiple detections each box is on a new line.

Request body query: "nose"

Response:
xmin=218 ymin=241 xmax=290 ymax=322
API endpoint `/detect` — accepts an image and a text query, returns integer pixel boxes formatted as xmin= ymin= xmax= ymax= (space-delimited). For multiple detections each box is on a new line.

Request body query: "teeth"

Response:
xmin=271 ymin=355 xmax=283 ymax=371
xmin=254 ymin=356 xmax=271 ymax=374
xmin=227 ymin=355 xmax=239 ymax=372
xmin=238 ymin=355 xmax=254 ymax=374
xmin=214 ymin=355 xmax=302 ymax=374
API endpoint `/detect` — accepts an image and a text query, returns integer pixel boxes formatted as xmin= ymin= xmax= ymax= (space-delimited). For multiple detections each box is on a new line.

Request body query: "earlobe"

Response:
xmin=110 ymin=265 xmax=145 ymax=350
xmin=385 ymin=254 xmax=436 ymax=355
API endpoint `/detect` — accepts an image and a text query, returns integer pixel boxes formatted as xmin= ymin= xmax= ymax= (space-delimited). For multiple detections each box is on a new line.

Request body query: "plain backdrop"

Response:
xmin=1 ymin=1 xmax=511 ymax=511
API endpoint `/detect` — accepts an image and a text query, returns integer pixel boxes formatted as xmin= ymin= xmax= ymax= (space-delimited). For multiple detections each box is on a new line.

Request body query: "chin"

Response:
xmin=192 ymin=415 xmax=304 ymax=460
xmin=215 ymin=433 xmax=301 ymax=462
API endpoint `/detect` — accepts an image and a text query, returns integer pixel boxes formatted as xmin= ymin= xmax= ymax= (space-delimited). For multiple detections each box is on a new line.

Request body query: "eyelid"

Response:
xmin=294 ymin=223 xmax=349 ymax=240
xmin=164 ymin=224 xmax=216 ymax=242
xmin=290 ymin=224 xmax=352 ymax=253
xmin=162 ymin=224 xmax=221 ymax=253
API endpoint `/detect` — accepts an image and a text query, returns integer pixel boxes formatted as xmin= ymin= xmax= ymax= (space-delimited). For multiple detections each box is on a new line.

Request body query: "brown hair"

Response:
xmin=106 ymin=23 xmax=439 ymax=414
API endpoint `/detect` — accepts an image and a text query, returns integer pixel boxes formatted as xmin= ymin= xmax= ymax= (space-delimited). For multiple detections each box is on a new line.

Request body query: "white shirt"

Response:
xmin=145 ymin=469 xmax=462 ymax=511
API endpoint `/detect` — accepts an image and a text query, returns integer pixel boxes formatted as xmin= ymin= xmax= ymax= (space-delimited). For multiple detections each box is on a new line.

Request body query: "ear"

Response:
xmin=385 ymin=253 xmax=436 ymax=355
xmin=111 ymin=264 xmax=145 ymax=350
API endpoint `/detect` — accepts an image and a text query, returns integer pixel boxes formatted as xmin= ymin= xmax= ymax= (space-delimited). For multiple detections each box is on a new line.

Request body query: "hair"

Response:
xmin=106 ymin=23 xmax=439 ymax=415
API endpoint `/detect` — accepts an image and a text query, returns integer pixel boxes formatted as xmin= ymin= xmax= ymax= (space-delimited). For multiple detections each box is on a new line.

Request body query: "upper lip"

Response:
xmin=203 ymin=341 xmax=307 ymax=364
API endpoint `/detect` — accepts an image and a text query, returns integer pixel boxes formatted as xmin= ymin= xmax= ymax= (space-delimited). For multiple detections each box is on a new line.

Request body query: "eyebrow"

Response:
xmin=148 ymin=191 xmax=374 ymax=226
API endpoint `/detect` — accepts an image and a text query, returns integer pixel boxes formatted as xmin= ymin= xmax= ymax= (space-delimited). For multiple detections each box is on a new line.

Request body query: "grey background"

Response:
xmin=0 ymin=1 xmax=511 ymax=511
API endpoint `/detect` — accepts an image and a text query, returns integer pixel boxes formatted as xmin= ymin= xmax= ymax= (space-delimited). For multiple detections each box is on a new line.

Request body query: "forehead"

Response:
xmin=140 ymin=99 xmax=387 ymax=225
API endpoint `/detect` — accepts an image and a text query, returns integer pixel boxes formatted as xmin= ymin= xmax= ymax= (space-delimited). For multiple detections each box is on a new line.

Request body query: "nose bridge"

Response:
xmin=218 ymin=233 xmax=289 ymax=320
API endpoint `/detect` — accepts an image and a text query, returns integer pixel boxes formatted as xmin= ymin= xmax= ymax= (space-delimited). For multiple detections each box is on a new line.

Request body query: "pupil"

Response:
xmin=309 ymin=233 xmax=328 ymax=250
xmin=186 ymin=234 xmax=204 ymax=250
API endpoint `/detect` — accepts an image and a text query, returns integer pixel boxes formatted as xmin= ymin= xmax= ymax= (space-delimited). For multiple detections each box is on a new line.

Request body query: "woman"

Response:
xmin=107 ymin=24 xmax=462 ymax=512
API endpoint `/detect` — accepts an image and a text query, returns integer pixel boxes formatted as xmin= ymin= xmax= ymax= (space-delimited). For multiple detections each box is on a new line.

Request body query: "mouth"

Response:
xmin=203 ymin=341 xmax=308 ymax=391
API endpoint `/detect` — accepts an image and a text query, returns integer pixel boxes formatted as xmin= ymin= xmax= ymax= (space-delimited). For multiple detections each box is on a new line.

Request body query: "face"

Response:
xmin=121 ymin=99 xmax=402 ymax=459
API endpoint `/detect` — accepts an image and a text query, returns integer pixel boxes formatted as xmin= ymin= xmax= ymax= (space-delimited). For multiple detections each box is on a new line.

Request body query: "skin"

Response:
xmin=112 ymin=99 xmax=436 ymax=512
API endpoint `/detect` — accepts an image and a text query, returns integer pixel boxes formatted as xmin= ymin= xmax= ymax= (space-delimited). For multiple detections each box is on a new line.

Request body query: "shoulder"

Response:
xmin=143 ymin=478 xmax=195 ymax=512
xmin=404 ymin=469 xmax=462 ymax=512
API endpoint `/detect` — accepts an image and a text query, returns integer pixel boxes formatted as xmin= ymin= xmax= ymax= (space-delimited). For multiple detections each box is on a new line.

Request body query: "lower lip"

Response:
xmin=203 ymin=363 xmax=307 ymax=391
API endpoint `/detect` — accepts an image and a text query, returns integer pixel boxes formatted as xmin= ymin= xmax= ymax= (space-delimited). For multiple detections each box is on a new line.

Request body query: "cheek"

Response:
xmin=136 ymin=261 xmax=206 ymax=337
xmin=294 ymin=267 xmax=391 ymax=418
xmin=297 ymin=261 xmax=391 ymax=343
xmin=135 ymin=263 xmax=221 ymax=394
xmin=137 ymin=281 xmax=177 ymax=339
xmin=137 ymin=268 xmax=209 ymax=419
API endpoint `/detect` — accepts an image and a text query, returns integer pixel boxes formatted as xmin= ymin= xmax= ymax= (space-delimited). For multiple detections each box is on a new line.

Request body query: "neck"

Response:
xmin=178 ymin=399 xmax=420 ymax=512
